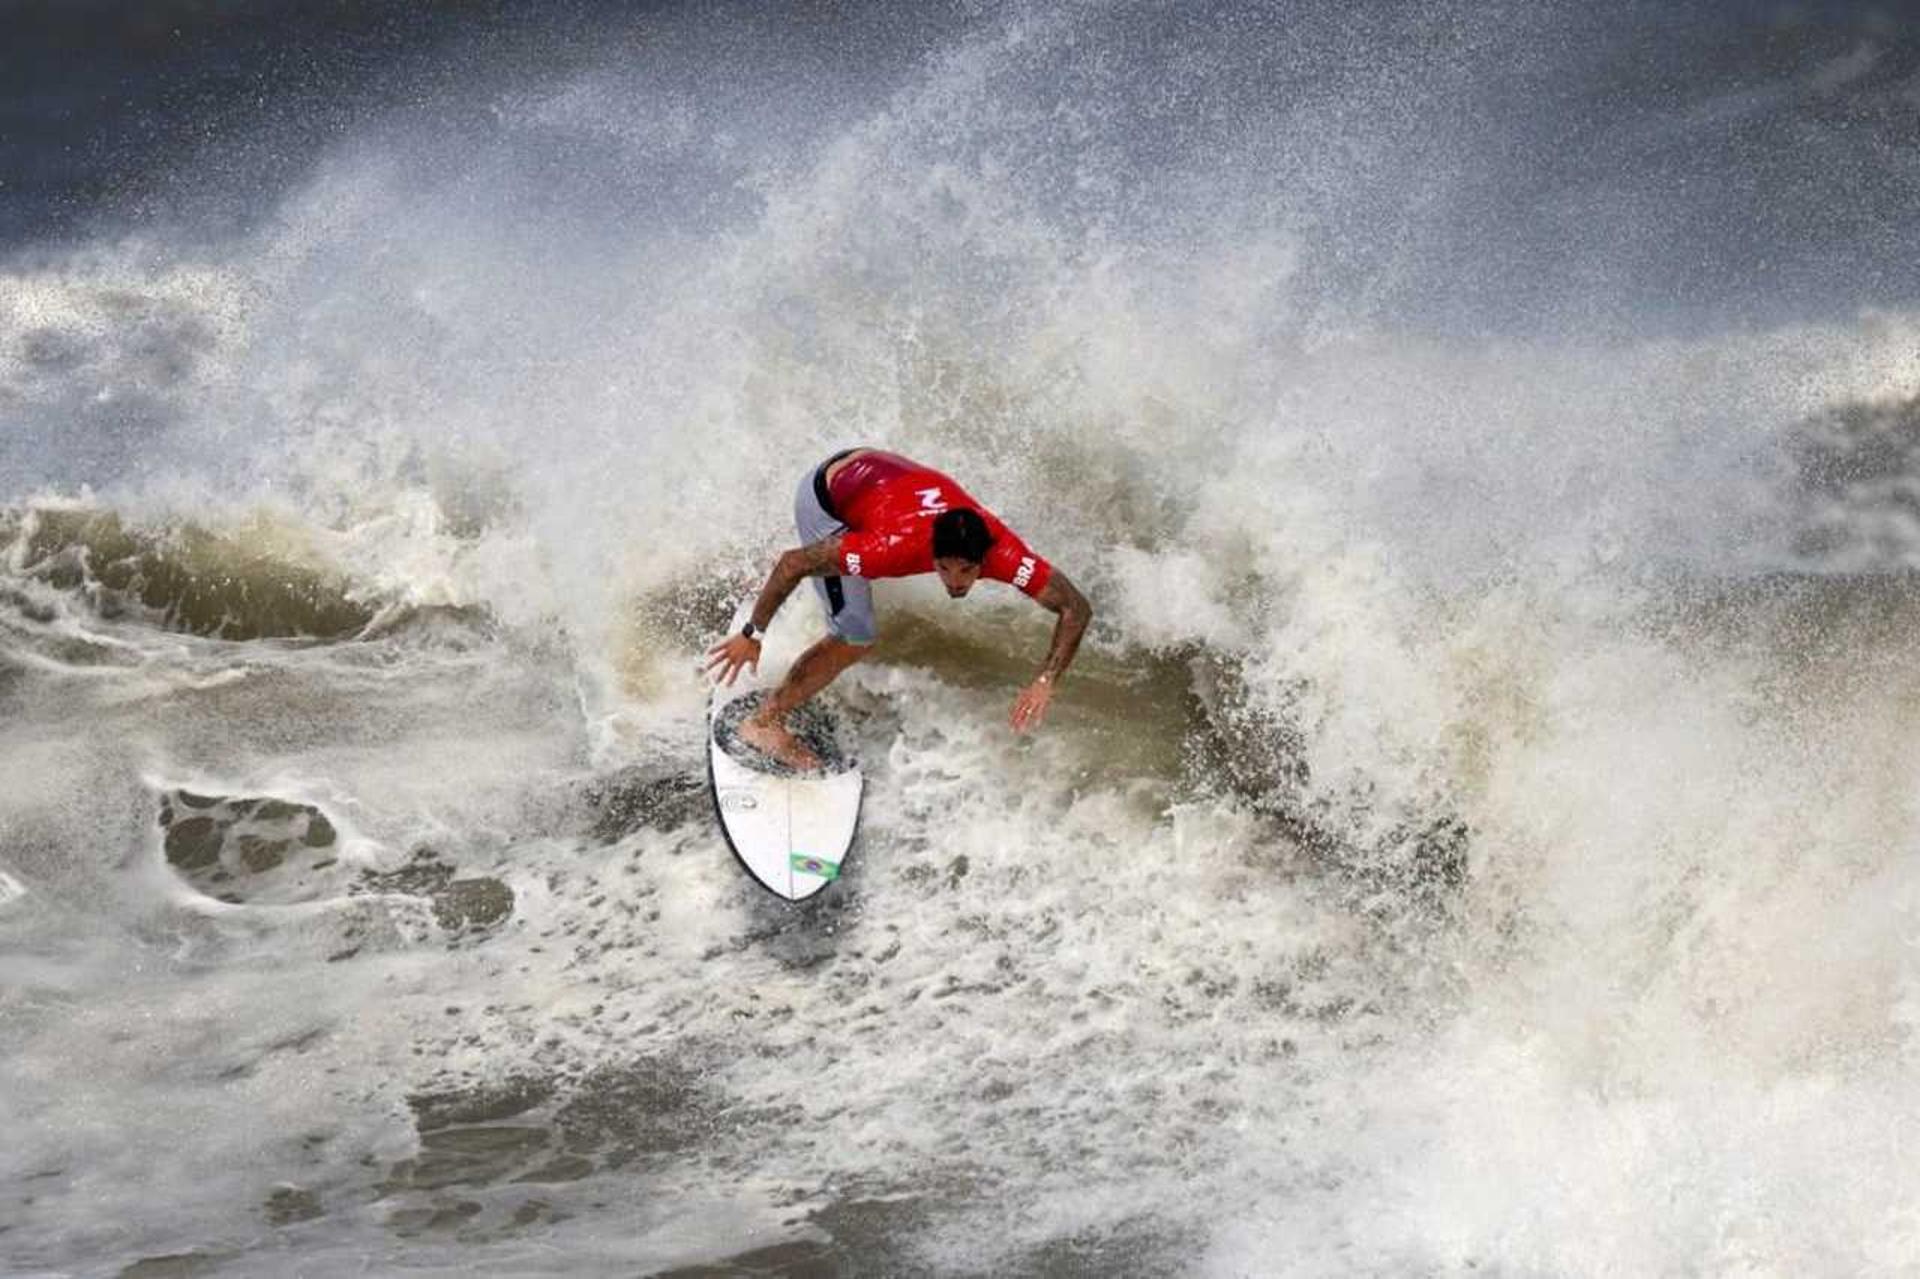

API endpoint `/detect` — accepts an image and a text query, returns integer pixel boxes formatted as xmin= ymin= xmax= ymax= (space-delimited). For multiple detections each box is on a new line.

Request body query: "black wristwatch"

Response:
xmin=740 ymin=621 xmax=761 ymax=641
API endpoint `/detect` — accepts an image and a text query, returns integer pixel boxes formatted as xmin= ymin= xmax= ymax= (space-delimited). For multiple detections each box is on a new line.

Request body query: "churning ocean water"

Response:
xmin=4 ymin=1 xmax=1920 ymax=1273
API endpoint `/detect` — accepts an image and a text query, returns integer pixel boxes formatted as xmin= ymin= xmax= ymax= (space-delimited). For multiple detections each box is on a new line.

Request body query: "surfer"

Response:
xmin=706 ymin=448 xmax=1093 ymax=769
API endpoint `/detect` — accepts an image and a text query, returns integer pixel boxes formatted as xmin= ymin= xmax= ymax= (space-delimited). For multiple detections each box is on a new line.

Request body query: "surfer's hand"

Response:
xmin=1010 ymin=675 xmax=1054 ymax=733
xmin=705 ymin=634 xmax=760 ymax=686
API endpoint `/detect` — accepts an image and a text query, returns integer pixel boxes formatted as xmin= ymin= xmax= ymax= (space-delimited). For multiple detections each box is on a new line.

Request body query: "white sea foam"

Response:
xmin=4 ymin=2 xmax=1920 ymax=1273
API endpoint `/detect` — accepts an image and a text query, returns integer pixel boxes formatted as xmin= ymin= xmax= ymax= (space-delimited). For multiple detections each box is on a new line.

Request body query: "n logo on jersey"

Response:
xmin=916 ymin=487 xmax=947 ymax=515
xmin=845 ymin=552 xmax=863 ymax=575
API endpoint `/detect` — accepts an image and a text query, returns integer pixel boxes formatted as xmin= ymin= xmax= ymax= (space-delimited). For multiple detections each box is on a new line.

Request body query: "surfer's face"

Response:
xmin=934 ymin=557 xmax=983 ymax=598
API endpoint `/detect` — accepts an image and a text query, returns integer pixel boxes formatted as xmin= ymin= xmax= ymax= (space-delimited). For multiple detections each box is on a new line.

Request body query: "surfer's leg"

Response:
xmin=746 ymin=456 xmax=875 ymax=768
xmin=774 ymin=547 xmax=875 ymax=719
xmin=740 ymin=637 xmax=867 ymax=768
xmin=760 ymin=635 xmax=867 ymax=717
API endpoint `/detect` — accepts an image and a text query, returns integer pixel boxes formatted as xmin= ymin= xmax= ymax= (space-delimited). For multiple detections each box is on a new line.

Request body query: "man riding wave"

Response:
xmin=706 ymin=448 xmax=1094 ymax=769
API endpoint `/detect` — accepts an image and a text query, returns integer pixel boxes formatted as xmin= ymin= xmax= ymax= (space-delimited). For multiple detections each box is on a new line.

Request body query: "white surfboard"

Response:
xmin=707 ymin=609 xmax=863 ymax=901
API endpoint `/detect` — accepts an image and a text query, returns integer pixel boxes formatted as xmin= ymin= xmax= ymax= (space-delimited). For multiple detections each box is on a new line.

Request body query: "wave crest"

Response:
xmin=2 ymin=503 xmax=377 ymax=640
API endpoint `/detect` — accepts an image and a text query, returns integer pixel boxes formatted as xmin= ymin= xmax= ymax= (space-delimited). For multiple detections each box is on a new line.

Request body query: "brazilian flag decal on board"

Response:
xmin=790 ymin=853 xmax=841 ymax=881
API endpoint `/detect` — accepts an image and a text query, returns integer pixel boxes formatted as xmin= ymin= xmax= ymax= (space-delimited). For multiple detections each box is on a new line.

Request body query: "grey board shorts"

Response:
xmin=794 ymin=452 xmax=877 ymax=644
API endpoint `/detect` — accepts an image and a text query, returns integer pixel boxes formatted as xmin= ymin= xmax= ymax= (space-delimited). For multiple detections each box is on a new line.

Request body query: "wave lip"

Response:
xmin=2 ymin=503 xmax=378 ymax=641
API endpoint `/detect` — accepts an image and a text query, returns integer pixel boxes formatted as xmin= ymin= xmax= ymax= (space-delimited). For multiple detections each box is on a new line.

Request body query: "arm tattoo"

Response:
xmin=1034 ymin=570 xmax=1092 ymax=682
xmin=748 ymin=537 xmax=841 ymax=632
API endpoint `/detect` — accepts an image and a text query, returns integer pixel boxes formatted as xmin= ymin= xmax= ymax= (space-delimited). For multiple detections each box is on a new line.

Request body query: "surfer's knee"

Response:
xmin=826 ymin=636 xmax=871 ymax=667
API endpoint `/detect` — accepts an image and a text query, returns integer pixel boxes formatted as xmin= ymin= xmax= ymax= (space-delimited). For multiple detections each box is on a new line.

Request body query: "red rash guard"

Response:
xmin=826 ymin=451 xmax=1053 ymax=598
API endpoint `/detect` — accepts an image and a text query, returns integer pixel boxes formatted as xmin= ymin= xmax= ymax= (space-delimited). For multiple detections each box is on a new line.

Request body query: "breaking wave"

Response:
xmin=5 ymin=2 xmax=1920 ymax=1273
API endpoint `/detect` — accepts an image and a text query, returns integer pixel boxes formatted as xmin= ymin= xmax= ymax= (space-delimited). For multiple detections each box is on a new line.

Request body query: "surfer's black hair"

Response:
xmin=932 ymin=507 xmax=994 ymax=563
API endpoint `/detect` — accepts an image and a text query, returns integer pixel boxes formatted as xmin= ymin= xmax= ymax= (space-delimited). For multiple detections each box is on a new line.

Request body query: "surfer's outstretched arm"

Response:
xmin=1010 ymin=569 xmax=1092 ymax=732
xmin=705 ymin=537 xmax=842 ymax=685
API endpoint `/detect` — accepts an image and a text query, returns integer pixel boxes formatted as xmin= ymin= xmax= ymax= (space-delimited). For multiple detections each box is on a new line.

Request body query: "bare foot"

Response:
xmin=737 ymin=712 xmax=821 ymax=771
